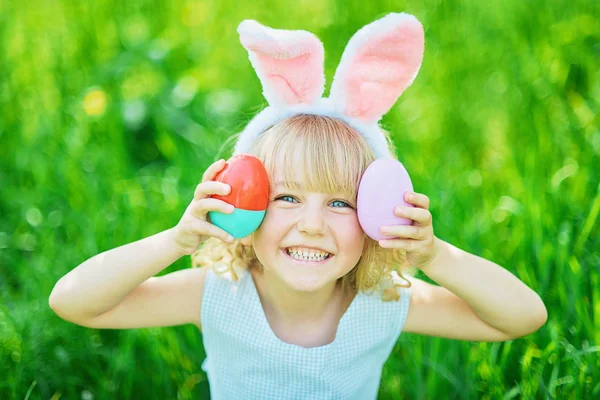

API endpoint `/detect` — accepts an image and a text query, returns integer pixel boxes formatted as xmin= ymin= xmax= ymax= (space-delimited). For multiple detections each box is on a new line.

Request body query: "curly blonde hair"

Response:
xmin=191 ymin=114 xmax=415 ymax=300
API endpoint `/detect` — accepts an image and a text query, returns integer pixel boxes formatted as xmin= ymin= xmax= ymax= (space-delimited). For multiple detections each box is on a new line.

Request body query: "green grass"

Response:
xmin=1 ymin=0 xmax=599 ymax=398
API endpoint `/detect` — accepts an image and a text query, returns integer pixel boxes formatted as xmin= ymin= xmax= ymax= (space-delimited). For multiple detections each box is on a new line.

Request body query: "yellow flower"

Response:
xmin=83 ymin=88 xmax=108 ymax=116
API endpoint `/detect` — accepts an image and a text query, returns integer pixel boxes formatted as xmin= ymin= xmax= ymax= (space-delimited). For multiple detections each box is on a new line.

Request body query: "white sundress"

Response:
xmin=200 ymin=268 xmax=411 ymax=400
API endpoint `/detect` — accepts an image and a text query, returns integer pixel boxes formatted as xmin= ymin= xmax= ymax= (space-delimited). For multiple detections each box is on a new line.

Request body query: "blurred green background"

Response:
xmin=1 ymin=0 xmax=599 ymax=398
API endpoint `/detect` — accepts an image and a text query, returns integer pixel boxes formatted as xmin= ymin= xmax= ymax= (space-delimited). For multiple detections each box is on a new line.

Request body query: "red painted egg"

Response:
xmin=211 ymin=154 xmax=269 ymax=211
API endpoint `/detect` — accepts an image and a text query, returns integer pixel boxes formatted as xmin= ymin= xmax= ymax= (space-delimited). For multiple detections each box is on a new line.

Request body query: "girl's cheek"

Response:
xmin=331 ymin=213 xmax=362 ymax=233
xmin=264 ymin=207 xmax=289 ymax=223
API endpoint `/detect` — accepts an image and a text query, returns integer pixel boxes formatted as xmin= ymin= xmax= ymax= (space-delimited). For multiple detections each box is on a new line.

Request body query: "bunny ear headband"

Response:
xmin=233 ymin=13 xmax=425 ymax=159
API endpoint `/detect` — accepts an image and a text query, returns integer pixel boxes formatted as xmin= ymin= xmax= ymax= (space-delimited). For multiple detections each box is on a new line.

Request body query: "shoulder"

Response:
xmin=198 ymin=265 xmax=252 ymax=307
xmin=149 ymin=266 xmax=211 ymax=330
xmin=154 ymin=266 xmax=210 ymax=330
xmin=377 ymin=270 xmax=412 ymax=302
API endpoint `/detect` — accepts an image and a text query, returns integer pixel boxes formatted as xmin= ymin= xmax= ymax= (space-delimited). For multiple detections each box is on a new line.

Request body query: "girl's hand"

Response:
xmin=378 ymin=191 xmax=438 ymax=270
xmin=172 ymin=159 xmax=235 ymax=255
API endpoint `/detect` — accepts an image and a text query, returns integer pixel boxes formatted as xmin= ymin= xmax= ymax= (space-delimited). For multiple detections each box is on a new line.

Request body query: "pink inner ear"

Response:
xmin=340 ymin=19 xmax=424 ymax=122
xmin=253 ymin=52 xmax=321 ymax=105
xmin=238 ymin=20 xmax=325 ymax=106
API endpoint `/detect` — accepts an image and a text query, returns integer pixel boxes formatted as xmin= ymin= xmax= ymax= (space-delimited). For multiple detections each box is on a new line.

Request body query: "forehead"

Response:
xmin=268 ymin=160 xmax=357 ymax=198
xmin=269 ymin=167 xmax=303 ymax=189
xmin=255 ymin=120 xmax=373 ymax=197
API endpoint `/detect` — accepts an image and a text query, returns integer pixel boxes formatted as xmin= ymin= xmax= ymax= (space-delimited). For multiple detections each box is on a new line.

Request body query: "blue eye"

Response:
xmin=331 ymin=200 xmax=352 ymax=208
xmin=276 ymin=195 xmax=297 ymax=203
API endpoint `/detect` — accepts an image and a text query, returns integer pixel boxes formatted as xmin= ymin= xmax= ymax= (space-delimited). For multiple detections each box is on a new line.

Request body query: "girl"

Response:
xmin=49 ymin=13 xmax=547 ymax=399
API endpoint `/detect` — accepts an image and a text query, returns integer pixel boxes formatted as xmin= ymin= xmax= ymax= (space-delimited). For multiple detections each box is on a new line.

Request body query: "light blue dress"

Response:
xmin=200 ymin=268 xmax=411 ymax=400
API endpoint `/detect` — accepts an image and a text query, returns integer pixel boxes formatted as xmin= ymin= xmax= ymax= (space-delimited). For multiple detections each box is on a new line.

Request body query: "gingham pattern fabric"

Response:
xmin=200 ymin=268 xmax=411 ymax=400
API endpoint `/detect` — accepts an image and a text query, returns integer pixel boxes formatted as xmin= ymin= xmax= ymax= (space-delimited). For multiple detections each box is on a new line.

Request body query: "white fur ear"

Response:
xmin=330 ymin=13 xmax=425 ymax=124
xmin=238 ymin=20 xmax=325 ymax=106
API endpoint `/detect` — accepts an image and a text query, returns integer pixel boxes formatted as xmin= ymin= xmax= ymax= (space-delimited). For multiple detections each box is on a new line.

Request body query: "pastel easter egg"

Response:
xmin=357 ymin=158 xmax=414 ymax=241
xmin=208 ymin=154 xmax=270 ymax=239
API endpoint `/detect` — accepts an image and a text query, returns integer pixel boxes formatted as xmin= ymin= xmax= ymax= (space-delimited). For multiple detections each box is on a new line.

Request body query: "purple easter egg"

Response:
xmin=357 ymin=158 xmax=414 ymax=241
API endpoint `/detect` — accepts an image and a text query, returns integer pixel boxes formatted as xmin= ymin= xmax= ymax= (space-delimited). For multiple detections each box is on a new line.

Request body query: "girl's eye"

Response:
xmin=276 ymin=195 xmax=297 ymax=203
xmin=331 ymin=200 xmax=352 ymax=208
xmin=274 ymin=196 xmax=352 ymax=208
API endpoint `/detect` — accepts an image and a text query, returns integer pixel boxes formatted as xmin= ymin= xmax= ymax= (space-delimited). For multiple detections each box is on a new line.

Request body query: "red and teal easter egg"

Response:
xmin=208 ymin=154 xmax=270 ymax=238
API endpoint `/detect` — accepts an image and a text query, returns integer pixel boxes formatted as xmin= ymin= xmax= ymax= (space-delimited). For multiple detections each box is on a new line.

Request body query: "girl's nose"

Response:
xmin=297 ymin=207 xmax=325 ymax=236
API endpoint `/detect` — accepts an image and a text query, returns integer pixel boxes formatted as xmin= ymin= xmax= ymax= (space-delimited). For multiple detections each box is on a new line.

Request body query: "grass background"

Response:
xmin=1 ymin=0 xmax=599 ymax=398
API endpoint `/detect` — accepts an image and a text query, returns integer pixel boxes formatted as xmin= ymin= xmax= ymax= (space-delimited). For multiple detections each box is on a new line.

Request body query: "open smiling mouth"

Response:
xmin=283 ymin=248 xmax=333 ymax=263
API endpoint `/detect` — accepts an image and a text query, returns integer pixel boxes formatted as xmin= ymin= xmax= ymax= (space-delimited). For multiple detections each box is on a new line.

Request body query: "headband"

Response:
xmin=233 ymin=13 xmax=425 ymax=159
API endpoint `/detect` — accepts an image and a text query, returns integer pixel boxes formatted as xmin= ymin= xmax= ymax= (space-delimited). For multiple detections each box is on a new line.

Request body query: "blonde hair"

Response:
xmin=191 ymin=115 xmax=415 ymax=300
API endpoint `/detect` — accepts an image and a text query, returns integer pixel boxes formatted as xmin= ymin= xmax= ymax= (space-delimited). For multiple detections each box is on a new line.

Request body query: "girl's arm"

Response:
xmin=49 ymin=228 xmax=187 ymax=323
xmin=380 ymin=191 xmax=547 ymax=341
xmin=49 ymin=159 xmax=236 ymax=328
xmin=403 ymin=238 xmax=547 ymax=340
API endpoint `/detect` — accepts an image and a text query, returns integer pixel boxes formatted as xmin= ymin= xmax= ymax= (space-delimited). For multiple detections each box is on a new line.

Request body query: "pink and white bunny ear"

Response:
xmin=329 ymin=13 xmax=425 ymax=124
xmin=238 ymin=20 xmax=325 ymax=107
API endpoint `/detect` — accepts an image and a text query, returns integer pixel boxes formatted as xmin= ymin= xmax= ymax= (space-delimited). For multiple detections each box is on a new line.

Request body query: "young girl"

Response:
xmin=49 ymin=13 xmax=547 ymax=399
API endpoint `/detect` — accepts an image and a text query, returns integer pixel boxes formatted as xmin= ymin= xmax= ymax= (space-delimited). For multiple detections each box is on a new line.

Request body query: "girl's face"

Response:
xmin=251 ymin=168 xmax=366 ymax=293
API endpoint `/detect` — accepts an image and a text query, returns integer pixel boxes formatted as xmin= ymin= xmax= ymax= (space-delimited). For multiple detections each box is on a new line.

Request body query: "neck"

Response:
xmin=250 ymin=267 xmax=342 ymax=324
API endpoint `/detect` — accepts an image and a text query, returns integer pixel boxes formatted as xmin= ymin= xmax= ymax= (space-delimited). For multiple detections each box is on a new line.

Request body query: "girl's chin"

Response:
xmin=278 ymin=273 xmax=333 ymax=294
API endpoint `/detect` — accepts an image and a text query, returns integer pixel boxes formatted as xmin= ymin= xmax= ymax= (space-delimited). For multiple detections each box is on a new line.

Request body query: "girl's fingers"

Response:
xmin=191 ymin=198 xmax=234 ymax=219
xmin=194 ymin=181 xmax=231 ymax=200
xmin=394 ymin=205 xmax=432 ymax=226
xmin=404 ymin=192 xmax=430 ymax=210
xmin=379 ymin=238 xmax=419 ymax=251
xmin=202 ymin=159 xmax=227 ymax=183
xmin=192 ymin=220 xmax=233 ymax=243
xmin=380 ymin=224 xmax=426 ymax=240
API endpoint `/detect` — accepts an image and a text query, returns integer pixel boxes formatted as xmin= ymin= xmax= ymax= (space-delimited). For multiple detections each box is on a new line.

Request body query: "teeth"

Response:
xmin=286 ymin=247 xmax=330 ymax=261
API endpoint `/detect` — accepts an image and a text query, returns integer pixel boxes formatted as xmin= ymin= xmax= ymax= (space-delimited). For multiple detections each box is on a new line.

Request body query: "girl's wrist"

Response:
xmin=417 ymin=237 xmax=446 ymax=276
xmin=166 ymin=226 xmax=190 ymax=258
